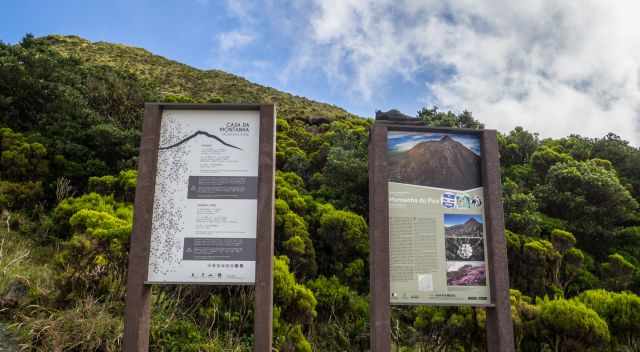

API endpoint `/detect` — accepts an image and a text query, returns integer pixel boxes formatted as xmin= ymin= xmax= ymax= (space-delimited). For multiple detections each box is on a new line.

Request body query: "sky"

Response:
xmin=444 ymin=214 xmax=483 ymax=227
xmin=2 ymin=0 xmax=640 ymax=145
xmin=388 ymin=131 xmax=480 ymax=155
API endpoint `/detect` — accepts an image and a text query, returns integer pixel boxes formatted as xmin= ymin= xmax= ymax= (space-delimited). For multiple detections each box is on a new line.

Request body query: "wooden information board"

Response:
xmin=368 ymin=119 xmax=515 ymax=351
xmin=123 ymin=103 xmax=275 ymax=352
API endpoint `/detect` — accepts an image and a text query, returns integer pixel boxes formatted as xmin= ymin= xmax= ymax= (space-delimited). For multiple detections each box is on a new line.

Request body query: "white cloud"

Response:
xmin=225 ymin=0 xmax=252 ymax=18
xmin=216 ymin=30 xmax=255 ymax=52
xmin=394 ymin=140 xmax=422 ymax=152
xmin=289 ymin=0 xmax=640 ymax=144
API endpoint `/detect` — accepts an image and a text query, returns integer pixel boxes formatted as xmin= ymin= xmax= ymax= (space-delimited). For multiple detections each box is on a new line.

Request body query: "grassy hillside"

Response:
xmin=43 ymin=35 xmax=357 ymax=121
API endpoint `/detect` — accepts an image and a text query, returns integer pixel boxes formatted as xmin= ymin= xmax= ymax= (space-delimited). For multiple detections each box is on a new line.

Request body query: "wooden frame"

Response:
xmin=368 ymin=121 xmax=515 ymax=351
xmin=123 ymin=103 xmax=275 ymax=352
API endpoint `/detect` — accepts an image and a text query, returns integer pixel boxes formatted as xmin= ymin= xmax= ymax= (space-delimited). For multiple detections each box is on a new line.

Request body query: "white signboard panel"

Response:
xmin=147 ymin=109 xmax=260 ymax=284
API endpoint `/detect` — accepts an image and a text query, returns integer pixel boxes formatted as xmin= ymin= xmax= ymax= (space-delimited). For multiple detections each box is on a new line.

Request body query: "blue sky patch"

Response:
xmin=444 ymin=214 xmax=483 ymax=227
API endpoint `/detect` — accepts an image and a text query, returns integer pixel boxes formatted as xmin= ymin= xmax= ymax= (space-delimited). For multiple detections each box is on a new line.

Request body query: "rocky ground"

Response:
xmin=0 ymin=323 xmax=18 ymax=352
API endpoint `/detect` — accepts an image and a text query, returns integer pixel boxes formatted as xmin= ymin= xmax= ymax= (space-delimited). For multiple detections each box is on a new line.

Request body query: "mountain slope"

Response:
xmin=41 ymin=35 xmax=358 ymax=121
xmin=445 ymin=218 xmax=483 ymax=237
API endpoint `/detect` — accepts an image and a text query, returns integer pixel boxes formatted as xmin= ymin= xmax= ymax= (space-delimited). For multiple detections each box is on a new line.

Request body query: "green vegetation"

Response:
xmin=1 ymin=34 xmax=639 ymax=351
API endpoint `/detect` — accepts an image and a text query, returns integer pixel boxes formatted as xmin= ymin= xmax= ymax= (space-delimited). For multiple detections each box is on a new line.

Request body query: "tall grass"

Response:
xmin=0 ymin=228 xmax=256 ymax=351
xmin=12 ymin=298 xmax=123 ymax=352
xmin=0 ymin=229 xmax=54 ymax=303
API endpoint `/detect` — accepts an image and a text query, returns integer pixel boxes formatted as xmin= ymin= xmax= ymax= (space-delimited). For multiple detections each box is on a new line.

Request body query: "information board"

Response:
xmin=146 ymin=109 xmax=260 ymax=284
xmin=387 ymin=130 xmax=490 ymax=305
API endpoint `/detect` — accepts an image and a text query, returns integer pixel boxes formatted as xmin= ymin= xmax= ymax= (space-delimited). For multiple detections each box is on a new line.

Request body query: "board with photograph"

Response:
xmin=387 ymin=130 xmax=491 ymax=305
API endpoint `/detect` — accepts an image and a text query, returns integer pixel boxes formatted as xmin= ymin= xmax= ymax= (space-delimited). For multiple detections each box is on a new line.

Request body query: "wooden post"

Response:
xmin=123 ymin=103 xmax=162 ymax=352
xmin=368 ymin=124 xmax=391 ymax=352
xmin=482 ymin=130 xmax=515 ymax=351
xmin=254 ymin=104 xmax=276 ymax=352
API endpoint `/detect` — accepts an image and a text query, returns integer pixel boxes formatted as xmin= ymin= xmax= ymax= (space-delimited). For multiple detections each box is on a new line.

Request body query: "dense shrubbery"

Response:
xmin=1 ymin=34 xmax=640 ymax=351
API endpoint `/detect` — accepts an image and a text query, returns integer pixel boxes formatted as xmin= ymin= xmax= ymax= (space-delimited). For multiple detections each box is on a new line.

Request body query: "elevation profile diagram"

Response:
xmin=159 ymin=131 xmax=242 ymax=151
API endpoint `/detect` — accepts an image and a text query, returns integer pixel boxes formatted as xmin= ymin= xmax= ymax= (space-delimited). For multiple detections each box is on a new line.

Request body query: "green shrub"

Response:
xmin=0 ymin=127 xmax=49 ymax=181
xmin=54 ymin=197 xmax=132 ymax=300
xmin=577 ymin=289 xmax=640 ymax=348
xmin=272 ymin=256 xmax=316 ymax=351
xmin=535 ymin=298 xmax=610 ymax=351
xmin=52 ymin=193 xmax=120 ymax=238
xmin=0 ymin=180 xmax=44 ymax=212
xmin=88 ymin=169 xmax=137 ymax=202
xmin=307 ymin=276 xmax=368 ymax=350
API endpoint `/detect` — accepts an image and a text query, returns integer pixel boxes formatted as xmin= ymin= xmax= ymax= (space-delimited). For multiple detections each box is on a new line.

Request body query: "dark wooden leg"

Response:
xmin=254 ymin=105 xmax=275 ymax=352
xmin=124 ymin=104 xmax=162 ymax=352
xmin=369 ymin=125 xmax=391 ymax=352
xmin=482 ymin=130 xmax=515 ymax=352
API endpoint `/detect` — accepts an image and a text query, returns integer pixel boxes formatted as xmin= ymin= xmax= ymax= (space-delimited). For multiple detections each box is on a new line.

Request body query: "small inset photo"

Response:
xmin=444 ymin=214 xmax=483 ymax=238
xmin=446 ymin=237 xmax=485 ymax=261
xmin=447 ymin=261 xmax=486 ymax=286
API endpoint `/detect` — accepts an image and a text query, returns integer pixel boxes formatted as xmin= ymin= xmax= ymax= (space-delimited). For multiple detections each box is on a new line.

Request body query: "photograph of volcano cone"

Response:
xmin=387 ymin=132 xmax=481 ymax=190
xmin=445 ymin=214 xmax=485 ymax=261
xmin=444 ymin=214 xmax=483 ymax=238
